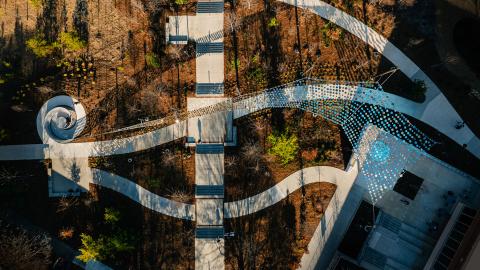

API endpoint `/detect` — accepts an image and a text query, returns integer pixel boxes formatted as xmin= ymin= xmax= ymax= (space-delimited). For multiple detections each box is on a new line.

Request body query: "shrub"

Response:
xmin=0 ymin=224 xmax=52 ymax=268
xmin=26 ymin=35 xmax=58 ymax=57
xmin=29 ymin=0 xmax=42 ymax=8
xmin=175 ymin=0 xmax=189 ymax=5
xmin=146 ymin=178 xmax=161 ymax=189
xmin=59 ymin=227 xmax=74 ymax=240
xmin=145 ymin=52 xmax=161 ymax=68
xmin=58 ymin=32 xmax=86 ymax=51
xmin=301 ymin=148 xmax=318 ymax=162
xmin=268 ymin=17 xmax=279 ymax=28
xmin=247 ymin=66 xmax=266 ymax=85
xmin=267 ymin=130 xmax=299 ymax=165
xmin=77 ymin=233 xmax=101 ymax=262
xmin=104 ymin=208 xmax=121 ymax=224
xmin=230 ymin=58 xmax=240 ymax=70
xmin=77 ymin=232 xmax=134 ymax=263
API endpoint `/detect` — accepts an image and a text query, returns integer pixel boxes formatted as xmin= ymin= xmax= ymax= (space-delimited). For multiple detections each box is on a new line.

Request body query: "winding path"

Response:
xmin=86 ymin=162 xmax=360 ymax=225
xmin=91 ymin=168 xmax=195 ymax=220
xmin=0 ymin=121 xmax=186 ymax=160
xmin=224 ymin=163 xmax=358 ymax=218
xmin=276 ymin=0 xmax=480 ymax=157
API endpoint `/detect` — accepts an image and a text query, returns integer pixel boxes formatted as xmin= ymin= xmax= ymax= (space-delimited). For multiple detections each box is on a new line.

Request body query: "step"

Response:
xmin=196 ymin=226 xmax=224 ymax=239
xmin=169 ymin=35 xmax=188 ymax=42
xmin=362 ymin=247 xmax=387 ymax=269
xmin=197 ymin=2 xmax=224 ymax=13
xmin=196 ymin=83 xmax=224 ymax=95
xmin=398 ymin=238 xmax=423 ymax=255
xmin=196 ymin=143 xmax=224 ymax=154
xmin=385 ymin=258 xmax=411 ymax=270
xmin=399 ymin=223 xmax=436 ymax=247
xmin=197 ymin=42 xmax=224 ymax=54
xmin=398 ymin=230 xmax=433 ymax=252
xmin=196 ymin=185 xmax=224 ymax=197
xmin=380 ymin=213 xmax=401 ymax=234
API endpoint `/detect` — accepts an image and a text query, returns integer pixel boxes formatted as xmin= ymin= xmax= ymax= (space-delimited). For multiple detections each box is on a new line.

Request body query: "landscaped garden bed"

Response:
xmin=225 ymin=109 xmax=345 ymax=200
xmin=89 ymin=139 xmax=196 ymax=203
xmin=0 ymin=159 xmax=195 ymax=269
xmin=225 ymin=182 xmax=337 ymax=269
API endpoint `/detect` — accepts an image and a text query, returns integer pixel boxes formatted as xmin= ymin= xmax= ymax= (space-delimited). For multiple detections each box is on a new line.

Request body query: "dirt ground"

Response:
xmin=89 ymin=139 xmax=196 ymax=203
xmin=225 ymin=109 xmax=345 ymax=200
xmin=225 ymin=182 xmax=337 ymax=269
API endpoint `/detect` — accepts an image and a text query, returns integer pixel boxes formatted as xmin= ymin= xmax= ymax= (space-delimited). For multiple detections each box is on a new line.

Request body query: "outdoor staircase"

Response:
xmin=433 ymin=206 xmax=477 ymax=270
xmin=196 ymin=185 xmax=224 ymax=197
xmin=196 ymin=227 xmax=225 ymax=238
xmin=363 ymin=247 xmax=387 ymax=269
xmin=399 ymin=223 xmax=436 ymax=249
xmin=196 ymin=143 xmax=224 ymax=154
xmin=197 ymin=42 xmax=224 ymax=54
xmin=197 ymin=1 xmax=224 ymax=13
xmin=168 ymin=35 xmax=188 ymax=42
xmin=379 ymin=212 xmax=435 ymax=254
xmin=196 ymin=83 xmax=224 ymax=95
xmin=379 ymin=212 xmax=401 ymax=233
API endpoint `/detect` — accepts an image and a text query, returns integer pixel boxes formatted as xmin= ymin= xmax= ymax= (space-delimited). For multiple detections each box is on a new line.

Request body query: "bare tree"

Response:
xmin=225 ymin=156 xmax=239 ymax=169
xmin=168 ymin=188 xmax=191 ymax=203
xmin=166 ymin=45 xmax=183 ymax=107
xmin=161 ymin=149 xmax=177 ymax=167
xmin=0 ymin=222 xmax=52 ymax=270
xmin=241 ymin=141 xmax=262 ymax=163
xmin=0 ymin=167 xmax=33 ymax=186
xmin=56 ymin=196 xmax=79 ymax=213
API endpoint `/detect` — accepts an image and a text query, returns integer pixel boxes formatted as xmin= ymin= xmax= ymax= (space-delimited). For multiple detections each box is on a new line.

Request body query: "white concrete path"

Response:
xmin=233 ymin=84 xmax=480 ymax=158
xmin=91 ymin=168 xmax=195 ymax=220
xmin=0 ymin=121 xmax=187 ymax=160
xmin=223 ymin=159 xmax=360 ymax=270
xmin=277 ymin=0 xmax=480 ymax=158
xmin=224 ymin=163 xmax=358 ymax=218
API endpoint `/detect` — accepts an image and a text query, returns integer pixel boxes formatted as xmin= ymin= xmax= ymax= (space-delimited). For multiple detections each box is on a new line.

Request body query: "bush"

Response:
xmin=267 ymin=130 xmax=299 ymax=165
xmin=29 ymin=0 xmax=42 ymax=8
xmin=104 ymin=208 xmax=121 ymax=224
xmin=247 ymin=66 xmax=266 ymax=85
xmin=268 ymin=17 xmax=279 ymax=28
xmin=58 ymin=32 xmax=86 ymax=52
xmin=175 ymin=0 xmax=189 ymax=5
xmin=77 ymin=232 xmax=134 ymax=263
xmin=77 ymin=234 xmax=102 ymax=262
xmin=145 ymin=52 xmax=161 ymax=68
xmin=26 ymin=35 xmax=58 ymax=58
xmin=59 ymin=227 xmax=74 ymax=240
xmin=0 ymin=223 xmax=52 ymax=268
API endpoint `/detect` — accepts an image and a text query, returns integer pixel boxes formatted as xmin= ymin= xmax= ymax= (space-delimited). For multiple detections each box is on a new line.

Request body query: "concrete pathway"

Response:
xmin=222 ymin=159 xmax=362 ymax=269
xmin=0 ymin=121 xmax=186 ymax=160
xmin=224 ymin=164 xmax=358 ymax=218
xmin=276 ymin=0 xmax=480 ymax=157
xmin=167 ymin=1 xmax=229 ymax=269
xmin=233 ymin=83 xmax=480 ymax=158
xmin=91 ymin=168 xmax=195 ymax=220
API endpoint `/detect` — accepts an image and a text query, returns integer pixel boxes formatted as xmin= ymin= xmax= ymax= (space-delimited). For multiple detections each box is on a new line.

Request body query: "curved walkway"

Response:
xmin=91 ymin=168 xmax=195 ymax=220
xmin=224 ymin=162 xmax=358 ymax=218
xmin=0 ymin=121 xmax=187 ymax=160
xmin=224 ymin=161 xmax=360 ymax=270
xmin=233 ymin=83 xmax=480 ymax=158
xmin=277 ymin=0 xmax=480 ymax=157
